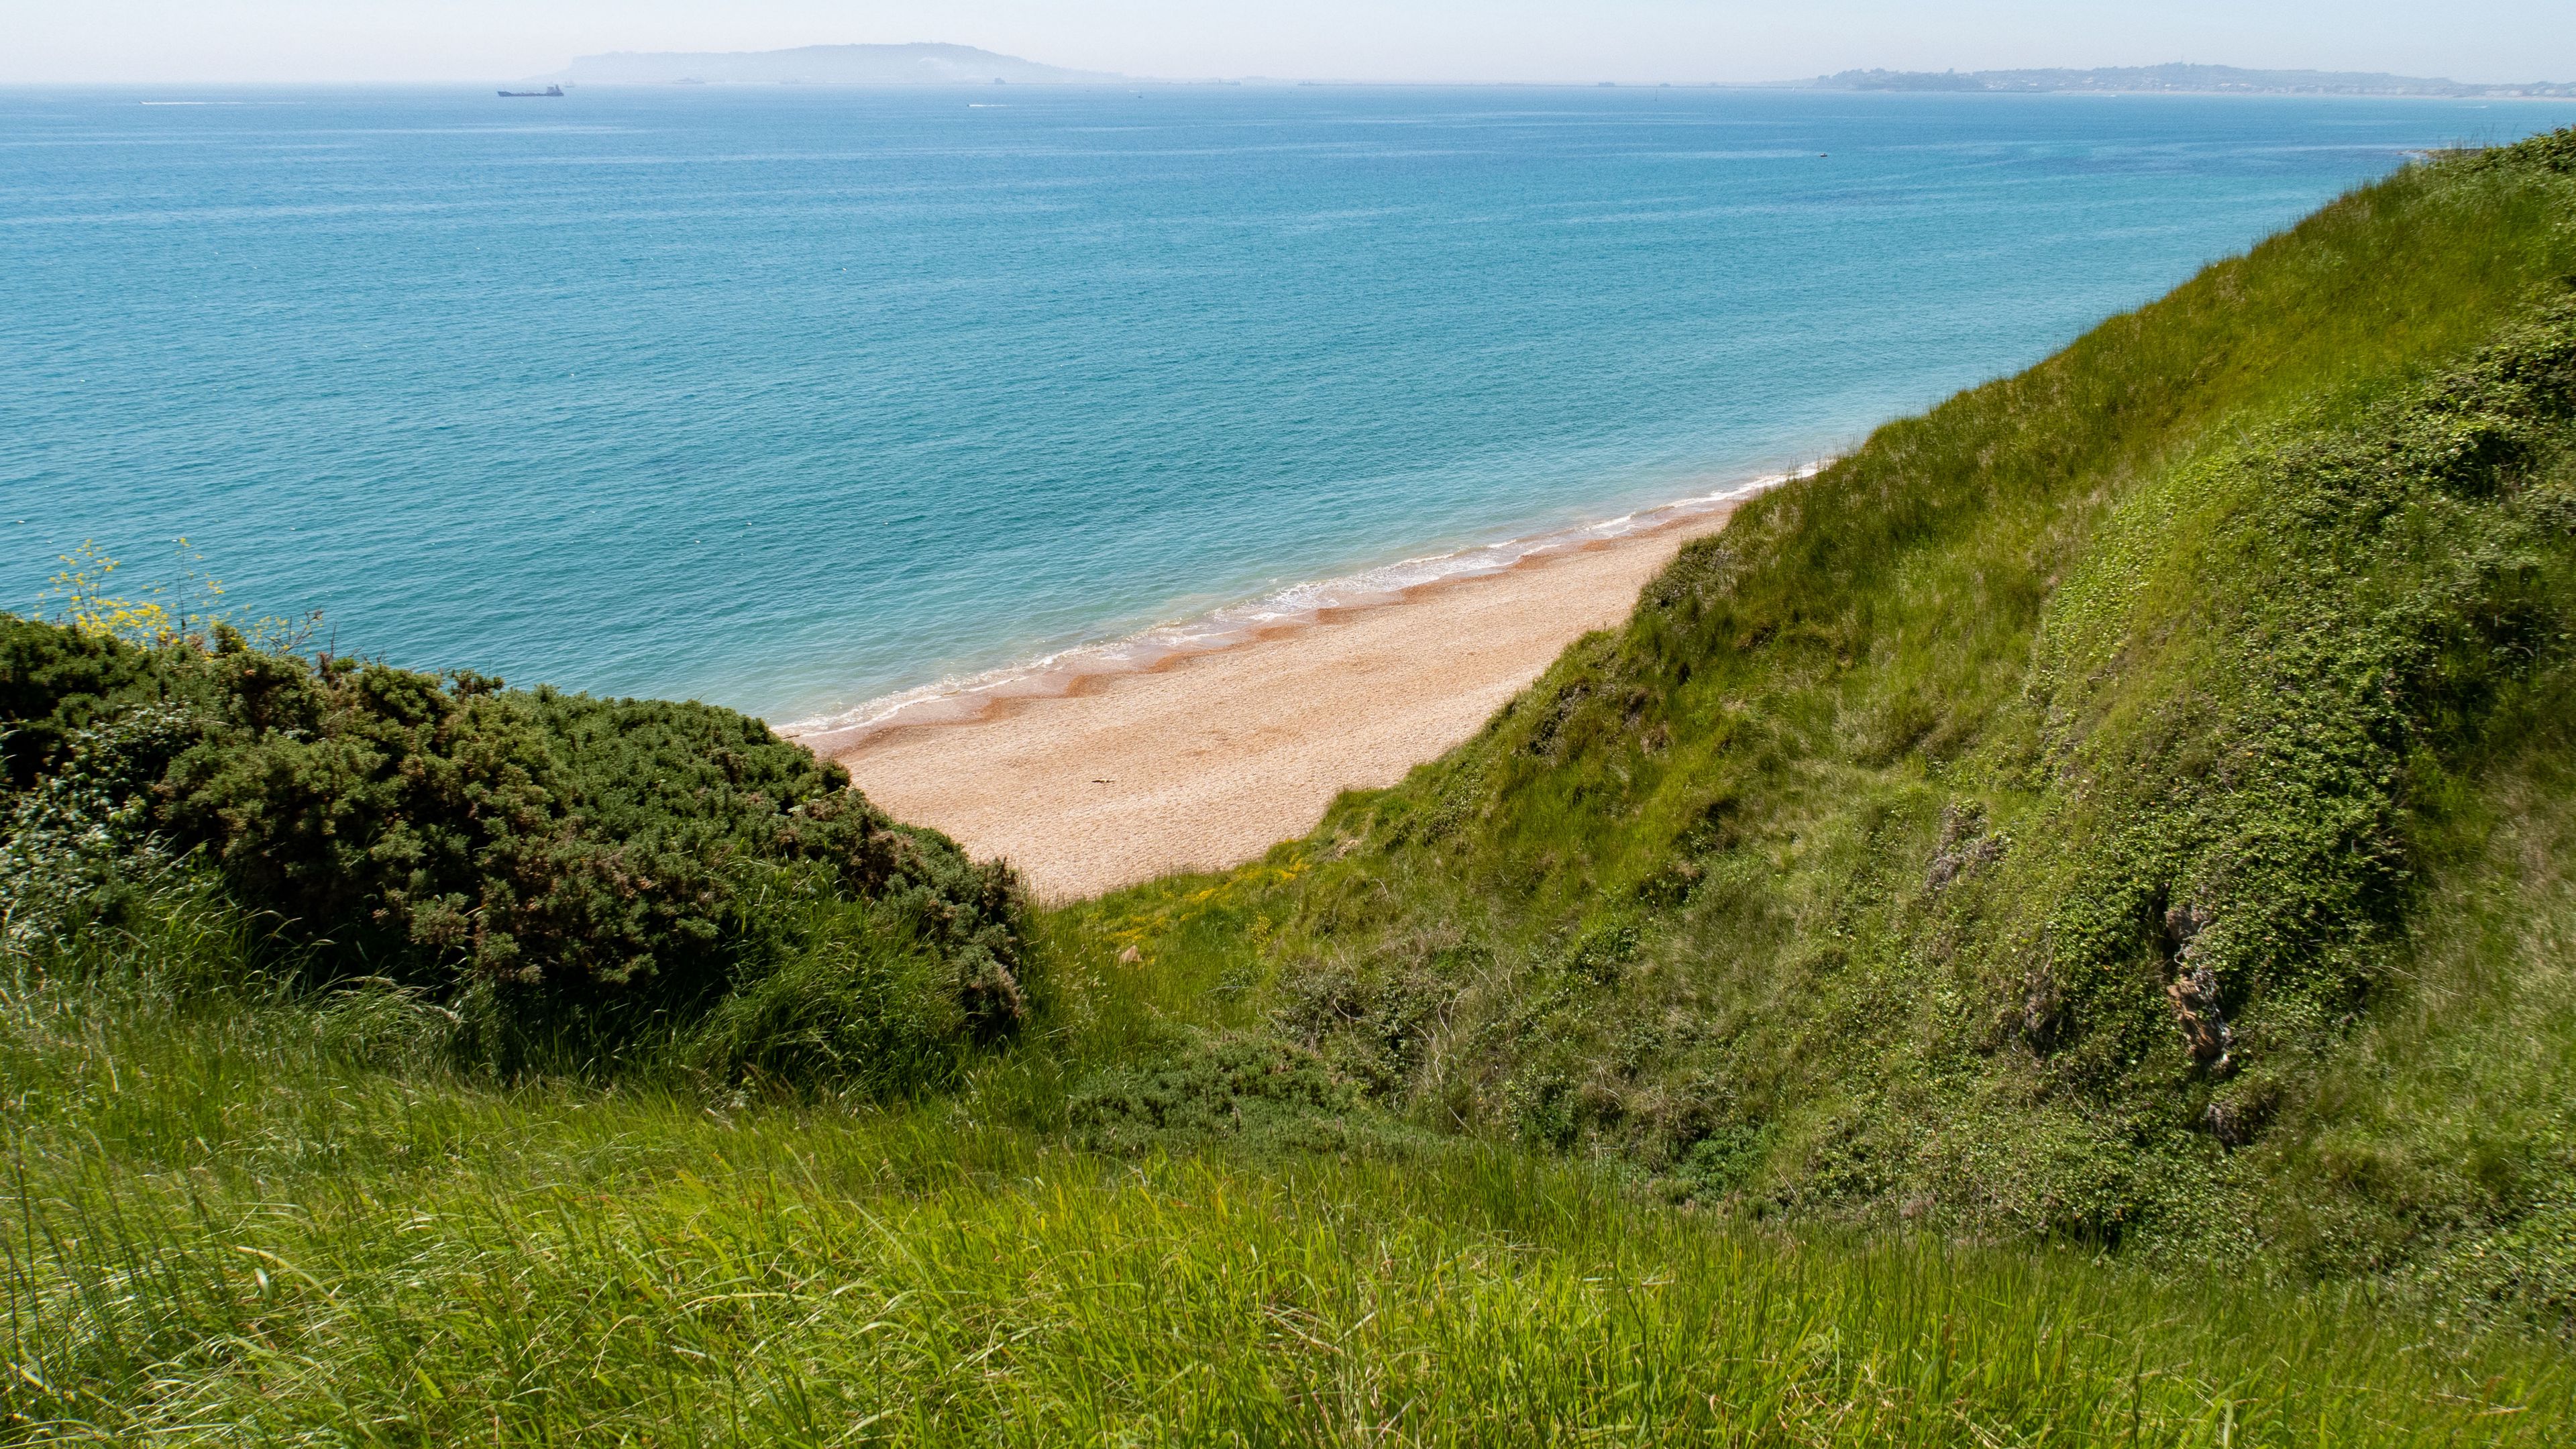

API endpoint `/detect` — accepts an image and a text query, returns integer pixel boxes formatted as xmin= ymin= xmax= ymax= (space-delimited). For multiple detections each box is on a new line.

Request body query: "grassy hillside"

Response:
xmin=1053 ymin=129 xmax=2576 ymax=1313
xmin=7 ymin=131 xmax=2576 ymax=1440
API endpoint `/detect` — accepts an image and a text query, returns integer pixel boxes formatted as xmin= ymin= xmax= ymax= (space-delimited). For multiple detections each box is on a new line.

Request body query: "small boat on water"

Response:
xmin=498 ymin=85 xmax=564 ymax=98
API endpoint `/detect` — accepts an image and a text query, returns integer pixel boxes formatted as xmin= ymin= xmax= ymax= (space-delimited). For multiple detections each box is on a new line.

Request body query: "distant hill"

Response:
xmin=549 ymin=43 xmax=1122 ymax=87
xmin=1807 ymin=63 xmax=2574 ymax=97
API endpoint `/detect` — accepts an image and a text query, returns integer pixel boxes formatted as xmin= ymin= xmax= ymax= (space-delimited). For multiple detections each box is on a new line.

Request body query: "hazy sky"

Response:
xmin=10 ymin=1 xmax=2575 ymax=86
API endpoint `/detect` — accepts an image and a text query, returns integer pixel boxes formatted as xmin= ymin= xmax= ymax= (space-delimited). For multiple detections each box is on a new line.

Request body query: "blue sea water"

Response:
xmin=4 ymin=85 xmax=2567 ymax=723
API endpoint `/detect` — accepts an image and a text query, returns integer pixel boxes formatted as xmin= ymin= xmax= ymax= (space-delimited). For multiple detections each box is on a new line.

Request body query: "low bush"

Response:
xmin=0 ymin=616 xmax=1027 ymax=1083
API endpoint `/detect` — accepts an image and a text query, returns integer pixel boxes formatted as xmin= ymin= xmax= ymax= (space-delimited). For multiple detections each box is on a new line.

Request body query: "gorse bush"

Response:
xmin=0 ymin=615 xmax=1028 ymax=1081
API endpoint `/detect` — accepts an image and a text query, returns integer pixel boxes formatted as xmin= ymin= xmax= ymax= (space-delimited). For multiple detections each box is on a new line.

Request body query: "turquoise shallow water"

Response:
xmin=5 ymin=86 xmax=2567 ymax=722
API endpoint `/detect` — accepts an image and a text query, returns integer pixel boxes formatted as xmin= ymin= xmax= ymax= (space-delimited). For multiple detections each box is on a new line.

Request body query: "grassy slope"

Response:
xmin=9 ymin=139 xmax=2576 ymax=1442
xmin=3 ymin=967 xmax=2567 ymax=1442
xmin=1053 ymin=136 xmax=2576 ymax=1311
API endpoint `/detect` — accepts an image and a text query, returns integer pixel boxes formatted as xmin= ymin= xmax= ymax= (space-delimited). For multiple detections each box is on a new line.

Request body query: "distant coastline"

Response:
xmin=1798 ymin=64 xmax=2575 ymax=99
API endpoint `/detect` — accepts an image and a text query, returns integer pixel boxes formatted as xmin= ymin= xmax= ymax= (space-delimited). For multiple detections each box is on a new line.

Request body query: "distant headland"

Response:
xmin=1801 ymin=64 xmax=2575 ymax=99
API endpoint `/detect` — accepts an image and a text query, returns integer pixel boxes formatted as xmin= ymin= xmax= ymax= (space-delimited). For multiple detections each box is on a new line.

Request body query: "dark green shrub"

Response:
xmin=0 ymin=703 xmax=203 ymax=964
xmin=0 ymin=615 xmax=176 ymax=789
xmin=0 ymin=619 xmax=1028 ymax=1076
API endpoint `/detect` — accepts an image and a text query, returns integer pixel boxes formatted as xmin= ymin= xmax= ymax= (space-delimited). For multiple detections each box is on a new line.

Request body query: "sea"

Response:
xmin=5 ymin=85 xmax=2567 ymax=728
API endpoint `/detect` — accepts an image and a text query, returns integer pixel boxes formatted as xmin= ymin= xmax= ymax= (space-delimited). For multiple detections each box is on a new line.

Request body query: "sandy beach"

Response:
xmin=812 ymin=503 xmax=1751 ymax=901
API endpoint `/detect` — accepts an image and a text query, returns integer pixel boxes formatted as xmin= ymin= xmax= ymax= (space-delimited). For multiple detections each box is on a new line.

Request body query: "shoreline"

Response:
xmin=782 ymin=468 xmax=1810 ymax=760
xmin=800 ymin=472 xmax=1800 ymax=900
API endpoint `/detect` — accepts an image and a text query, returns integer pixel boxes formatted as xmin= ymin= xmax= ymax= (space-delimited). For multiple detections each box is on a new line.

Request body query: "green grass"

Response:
xmin=2 ymin=956 xmax=2567 ymax=1444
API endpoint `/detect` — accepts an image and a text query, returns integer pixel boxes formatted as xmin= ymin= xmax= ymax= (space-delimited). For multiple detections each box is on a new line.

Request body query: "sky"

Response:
xmin=7 ymin=0 xmax=2575 ymax=87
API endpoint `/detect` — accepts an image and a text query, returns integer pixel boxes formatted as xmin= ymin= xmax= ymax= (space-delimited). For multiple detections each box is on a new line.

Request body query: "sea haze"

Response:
xmin=5 ymin=86 xmax=2565 ymax=722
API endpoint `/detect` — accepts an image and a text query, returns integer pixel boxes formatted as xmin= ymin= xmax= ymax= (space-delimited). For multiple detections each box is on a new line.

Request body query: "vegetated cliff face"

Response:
xmin=1063 ymin=129 xmax=2576 ymax=1330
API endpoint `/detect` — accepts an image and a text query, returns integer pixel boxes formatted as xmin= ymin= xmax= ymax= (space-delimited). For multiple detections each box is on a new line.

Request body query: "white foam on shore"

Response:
xmin=780 ymin=464 xmax=1817 ymax=756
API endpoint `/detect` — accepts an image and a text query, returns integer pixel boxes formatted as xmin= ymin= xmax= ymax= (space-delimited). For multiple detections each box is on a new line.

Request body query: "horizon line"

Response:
xmin=11 ymin=76 xmax=2576 ymax=93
